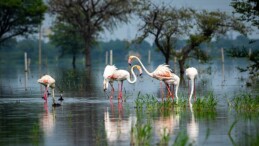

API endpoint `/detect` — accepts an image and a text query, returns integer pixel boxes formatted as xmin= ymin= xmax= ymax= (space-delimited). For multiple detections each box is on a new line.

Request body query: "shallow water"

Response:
xmin=0 ymin=58 xmax=258 ymax=146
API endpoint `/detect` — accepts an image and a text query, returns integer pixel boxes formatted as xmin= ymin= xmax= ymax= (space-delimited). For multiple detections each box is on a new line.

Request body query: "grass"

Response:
xmin=174 ymin=131 xmax=190 ymax=146
xmin=228 ymin=93 xmax=259 ymax=113
xmin=192 ymin=92 xmax=217 ymax=112
xmin=131 ymin=123 xmax=152 ymax=146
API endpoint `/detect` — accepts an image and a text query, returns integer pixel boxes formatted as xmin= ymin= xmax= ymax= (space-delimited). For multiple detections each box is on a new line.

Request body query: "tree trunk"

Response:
xmin=178 ymin=59 xmax=186 ymax=84
xmin=165 ymin=55 xmax=170 ymax=64
xmin=85 ymin=42 xmax=91 ymax=66
xmin=72 ymin=54 xmax=76 ymax=69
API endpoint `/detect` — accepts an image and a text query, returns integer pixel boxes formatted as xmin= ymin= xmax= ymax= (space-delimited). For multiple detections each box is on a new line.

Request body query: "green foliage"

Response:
xmin=231 ymin=0 xmax=259 ymax=28
xmin=228 ymin=93 xmax=259 ymax=113
xmin=49 ymin=22 xmax=85 ymax=66
xmin=193 ymin=92 xmax=218 ymax=112
xmin=131 ymin=123 xmax=152 ymax=146
xmin=0 ymin=0 xmax=47 ymax=43
xmin=174 ymin=131 xmax=189 ymax=146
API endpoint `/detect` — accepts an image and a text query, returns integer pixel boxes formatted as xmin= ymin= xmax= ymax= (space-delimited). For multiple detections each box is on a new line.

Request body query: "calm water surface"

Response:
xmin=0 ymin=59 xmax=258 ymax=146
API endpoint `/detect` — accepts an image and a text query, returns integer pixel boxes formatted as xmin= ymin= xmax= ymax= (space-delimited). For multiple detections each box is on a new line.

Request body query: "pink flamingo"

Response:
xmin=38 ymin=75 xmax=57 ymax=104
xmin=128 ymin=55 xmax=179 ymax=100
xmin=103 ymin=65 xmax=142 ymax=101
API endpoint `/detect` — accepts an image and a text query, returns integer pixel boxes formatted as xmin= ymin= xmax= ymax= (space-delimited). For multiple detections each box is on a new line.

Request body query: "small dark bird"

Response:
xmin=58 ymin=94 xmax=64 ymax=101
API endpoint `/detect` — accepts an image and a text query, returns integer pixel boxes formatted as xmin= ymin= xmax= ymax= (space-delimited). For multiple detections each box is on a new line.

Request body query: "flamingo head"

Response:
xmin=103 ymin=79 xmax=109 ymax=91
xmin=128 ymin=56 xmax=134 ymax=66
xmin=136 ymin=65 xmax=142 ymax=76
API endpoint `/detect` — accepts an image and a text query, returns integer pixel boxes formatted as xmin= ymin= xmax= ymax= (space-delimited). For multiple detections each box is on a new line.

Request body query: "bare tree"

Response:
xmin=48 ymin=0 xmax=143 ymax=66
xmin=136 ymin=3 xmax=248 ymax=78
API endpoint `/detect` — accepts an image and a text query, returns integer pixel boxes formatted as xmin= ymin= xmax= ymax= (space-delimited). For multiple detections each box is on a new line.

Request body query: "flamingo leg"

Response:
xmin=120 ymin=81 xmax=124 ymax=101
xmin=165 ymin=84 xmax=173 ymax=100
xmin=160 ymin=81 xmax=164 ymax=101
xmin=43 ymin=86 xmax=48 ymax=101
xmin=110 ymin=82 xmax=114 ymax=100
xmin=117 ymin=82 xmax=120 ymax=100
xmin=172 ymin=85 xmax=175 ymax=100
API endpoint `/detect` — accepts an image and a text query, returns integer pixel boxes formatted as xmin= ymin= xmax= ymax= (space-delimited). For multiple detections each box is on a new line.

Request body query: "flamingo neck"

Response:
xmin=127 ymin=67 xmax=137 ymax=84
xmin=189 ymin=78 xmax=194 ymax=102
xmin=175 ymin=83 xmax=179 ymax=101
xmin=133 ymin=56 xmax=153 ymax=77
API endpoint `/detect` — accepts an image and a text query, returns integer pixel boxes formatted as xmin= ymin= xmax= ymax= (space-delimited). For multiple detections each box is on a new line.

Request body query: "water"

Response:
xmin=0 ymin=58 xmax=258 ymax=146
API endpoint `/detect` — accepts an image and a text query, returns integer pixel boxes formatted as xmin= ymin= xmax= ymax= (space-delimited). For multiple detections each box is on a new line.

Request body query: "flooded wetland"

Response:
xmin=0 ymin=58 xmax=258 ymax=146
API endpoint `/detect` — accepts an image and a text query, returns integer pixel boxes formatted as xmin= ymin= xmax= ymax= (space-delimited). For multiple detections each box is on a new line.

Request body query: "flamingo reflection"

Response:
xmin=104 ymin=102 xmax=136 ymax=143
xmin=154 ymin=111 xmax=180 ymax=140
xmin=187 ymin=103 xmax=199 ymax=144
xmin=40 ymin=102 xmax=56 ymax=137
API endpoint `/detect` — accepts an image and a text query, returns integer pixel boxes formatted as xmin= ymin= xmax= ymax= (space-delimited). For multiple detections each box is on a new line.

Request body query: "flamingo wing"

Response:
xmin=153 ymin=64 xmax=173 ymax=80
xmin=110 ymin=70 xmax=129 ymax=81
xmin=103 ymin=65 xmax=117 ymax=79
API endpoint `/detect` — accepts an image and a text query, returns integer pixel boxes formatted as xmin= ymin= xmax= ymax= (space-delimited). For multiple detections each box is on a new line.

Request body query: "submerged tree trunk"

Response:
xmin=72 ymin=54 xmax=76 ymax=69
xmin=84 ymin=42 xmax=91 ymax=66
xmin=178 ymin=59 xmax=186 ymax=84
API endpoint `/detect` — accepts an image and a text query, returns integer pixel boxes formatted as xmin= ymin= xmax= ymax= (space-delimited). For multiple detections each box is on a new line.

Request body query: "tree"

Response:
xmin=137 ymin=5 xmax=193 ymax=64
xmin=49 ymin=22 xmax=84 ymax=68
xmin=0 ymin=0 xmax=47 ymax=43
xmin=231 ymin=0 xmax=259 ymax=78
xmin=136 ymin=3 xmax=247 ymax=78
xmin=48 ymin=0 xmax=143 ymax=66
xmin=231 ymin=0 xmax=259 ymax=28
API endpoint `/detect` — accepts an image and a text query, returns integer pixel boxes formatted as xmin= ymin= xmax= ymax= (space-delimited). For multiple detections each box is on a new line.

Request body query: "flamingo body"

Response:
xmin=128 ymin=55 xmax=179 ymax=100
xmin=103 ymin=65 xmax=142 ymax=100
xmin=185 ymin=67 xmax=198 ymax=102
xmin=164 ymin=74 xmax=180 ymax=101
xmin=38 ymin=75 xmax=57 ymax=103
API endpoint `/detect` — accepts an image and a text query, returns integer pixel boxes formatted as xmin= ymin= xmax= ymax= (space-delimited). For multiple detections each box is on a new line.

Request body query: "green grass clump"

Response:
xmin=193 ymin=92 xmax=217 ymax=112
xmin=228 ymin=93 xmax=259 ymax=113
xmin=131 ymin=123 xmax=152 ymax=146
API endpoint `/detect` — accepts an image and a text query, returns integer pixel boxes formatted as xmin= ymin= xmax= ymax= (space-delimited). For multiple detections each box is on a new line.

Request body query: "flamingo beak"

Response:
xmin=139 ymin=73 xmax=142 ymax=76
xmin=128 ymin=58 xmax=132 ymax=66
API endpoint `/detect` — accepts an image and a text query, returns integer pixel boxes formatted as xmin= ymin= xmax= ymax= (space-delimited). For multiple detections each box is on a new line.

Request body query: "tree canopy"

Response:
xmin=48 ymin=0 xmax=144 ymax=66
xmin=231 ymin=0 xmax=259 ymax=28
xmin=136 ymin=3 xmax=247 ymax=77
xmin=49 ymin=22 xmax=85 ymax=68
xmin=0 ymin=0 xmax=47 ymax=43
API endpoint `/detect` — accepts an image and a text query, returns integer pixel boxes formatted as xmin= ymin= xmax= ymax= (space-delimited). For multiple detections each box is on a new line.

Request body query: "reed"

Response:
xmin=228 ymin=93 xmax=259 ymax=112
xmin=193 ymin=91 xmax=217 ymax=112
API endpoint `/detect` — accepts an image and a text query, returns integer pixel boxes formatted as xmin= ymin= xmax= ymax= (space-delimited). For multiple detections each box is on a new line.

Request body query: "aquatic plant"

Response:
xmin=228 ymin=93 xmax=259 ymax=113
xmin=193 ymin=91 xmax=217 ymax=111
xmin=173 ymin=131 xmax=189 ymax=146
xmin=131 ymin=123 xmax=152 ymax=146
xmin=158 ymin=128 xmax=170 ymax=145
xmin=31 ymin=122 xmax=40 ymax=146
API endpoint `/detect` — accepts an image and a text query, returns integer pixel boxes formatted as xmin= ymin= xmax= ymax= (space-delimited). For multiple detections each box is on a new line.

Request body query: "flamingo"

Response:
xmin=164 ymin=74 xmax=180 ymax=102
xmin=38 ymin=75 xmax=59 ymax=105
xmin=103 ymin=65 xmax=142 ymax=101
xmin=128 ymin=55 xmax=179 ymax=100
xmin=185 ymin=67 xmax=198 ymax=102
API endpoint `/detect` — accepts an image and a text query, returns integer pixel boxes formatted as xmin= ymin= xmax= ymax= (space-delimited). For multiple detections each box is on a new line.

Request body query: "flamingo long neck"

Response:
xmin=189 ymin=78 xmax=194 ymax=102
xmin=175 ymin=83 xmax=179 ymax=101
xmin=133 ymin=56 xmax=153 ymax=77
xmin=127 ymin=67 xmax=137 ymax=84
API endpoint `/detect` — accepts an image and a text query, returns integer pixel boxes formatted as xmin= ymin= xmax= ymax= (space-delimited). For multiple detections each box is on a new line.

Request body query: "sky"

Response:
xmin=43 ymin=0 xmax=258 ymax=43
xmin=100 ymin=0 xmax=244 ymax=43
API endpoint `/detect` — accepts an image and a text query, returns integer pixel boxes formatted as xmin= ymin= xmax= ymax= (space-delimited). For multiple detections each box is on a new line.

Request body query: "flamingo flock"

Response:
xmin=37 ymin=55 xmax=198 ymax=105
